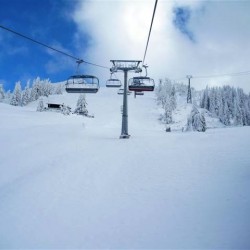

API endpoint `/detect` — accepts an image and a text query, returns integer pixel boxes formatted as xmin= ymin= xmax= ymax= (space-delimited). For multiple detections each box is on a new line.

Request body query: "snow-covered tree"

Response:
xmin=193 ymin=111 xmax=206 ymax=132
xmin=5 ymin=90 xmax=11 ymax=101
xmin=200 ymin=85 xmax=250 ymax=126
xmin=221 ymin=100 xmax=230 ymax=125
xmin=156 ymin=79 xmax=172 ymax=108
xmin=74 ymin=94 xmax=88 ymax=116
xmin=156 ymin=79 xmax=177 ymax=125
xmin=161 ymin=98 xmax=173 ymax=124
xmin=36 ymin=98 xmax=44 ymax=112
xmin=200 ymin=86 xmax=210 ymax=110
xmin=21 ymin=81 xmax=31 ymax=106
xmin=55 ymin=84 xmax=63 ymax=95
xmin=233 ymin=95 xmax=243 ymax=126
xmin=30 ymin=77 xmax=42 ymax=101
xmin=61 ymin=105 xmax=71 ymax=115
xmin=155 ymin=79 xmax=165 ymax=107
xmin=185 ymin=106 xmax=206 ymax=132
xmin=40 ymin=79 xmax=53 ymax=97
xmin=209 ymin=88 xmax=216 ymax=115
xmin=0 ymin=84 xmax=5 ymax=102
xmin=10 ymin=81 xmax=22 ymax=106
xmin=170 ymin=85 xmax=177 ymax=110
xmin=215 ymin=89 xmax=223 ymax=118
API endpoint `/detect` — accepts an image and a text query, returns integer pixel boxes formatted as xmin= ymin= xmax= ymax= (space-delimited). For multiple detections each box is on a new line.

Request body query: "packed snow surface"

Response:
xmin=0 ymin=88 xmax=249 ymax=248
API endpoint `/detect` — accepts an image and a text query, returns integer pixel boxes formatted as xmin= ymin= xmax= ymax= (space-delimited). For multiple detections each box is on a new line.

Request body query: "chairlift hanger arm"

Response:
xmin=142 ymin=65 xmax=148 ymax=76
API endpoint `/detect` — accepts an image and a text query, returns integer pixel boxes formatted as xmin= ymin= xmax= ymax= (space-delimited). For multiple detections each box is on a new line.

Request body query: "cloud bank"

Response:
xmin=71 ymin=0 xmax=250 ymax=92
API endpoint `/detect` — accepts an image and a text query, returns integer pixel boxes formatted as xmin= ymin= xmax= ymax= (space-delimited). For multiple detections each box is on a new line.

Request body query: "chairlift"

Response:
xmin=128 ymin=76 xmax=155 ymax=92
xmin=65 ymin=59 xmax=100 ymax=94
xmin=106 ymin=78 xmax=122 ymax=88
xmin=65 ymin=75 xmax=99 ymax=94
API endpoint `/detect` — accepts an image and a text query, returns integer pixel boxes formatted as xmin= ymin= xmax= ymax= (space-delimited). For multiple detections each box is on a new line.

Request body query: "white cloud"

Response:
xmin=71 ymin=0 xmax=250 ymax=92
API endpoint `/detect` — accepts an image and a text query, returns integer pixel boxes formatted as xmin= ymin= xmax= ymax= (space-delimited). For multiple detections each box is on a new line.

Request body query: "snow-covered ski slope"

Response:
xmin=0 ymin=87 xmax=250 ymax=249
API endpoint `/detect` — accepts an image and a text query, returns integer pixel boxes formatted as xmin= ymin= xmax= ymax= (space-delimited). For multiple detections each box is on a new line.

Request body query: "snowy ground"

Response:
xmin=0 ymin=88 xmax=250 ymax=249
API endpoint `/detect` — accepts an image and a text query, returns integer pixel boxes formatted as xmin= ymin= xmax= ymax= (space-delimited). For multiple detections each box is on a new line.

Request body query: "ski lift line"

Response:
xmin=0 ymin=24 xmax=109 ymax=70
xmin=194 ymin=71 xmax=250 ymax=79
xmin=142 ymin=0 xmax=158 ymax=66
xmin=171 ymin=71 xmax=250 ymax=81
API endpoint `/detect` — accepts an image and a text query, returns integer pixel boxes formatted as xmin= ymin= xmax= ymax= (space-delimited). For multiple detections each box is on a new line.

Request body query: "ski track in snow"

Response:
xmin=0 ymin=88 xmax=250 ymax=248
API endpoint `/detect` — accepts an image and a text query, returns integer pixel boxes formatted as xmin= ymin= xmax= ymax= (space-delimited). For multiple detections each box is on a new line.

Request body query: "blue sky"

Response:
xmin=173 ymin=6 xmax=195 ymax=42
xmin=0 ymin=0 xmax=88 ymax=91
xmin=1 ymin=0 xmax=250 ymax=92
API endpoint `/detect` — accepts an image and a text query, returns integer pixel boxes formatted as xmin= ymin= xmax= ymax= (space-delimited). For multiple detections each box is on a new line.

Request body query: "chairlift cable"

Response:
xmin=142 ymin=0 xmax=158 ymax=66
xmin=172 ymin=70 xmax=250 ymax=82
xmin=193 ymin=71 xmax=250 ymax=79
xmin=0 ymin=24 xmax=109 ymax=70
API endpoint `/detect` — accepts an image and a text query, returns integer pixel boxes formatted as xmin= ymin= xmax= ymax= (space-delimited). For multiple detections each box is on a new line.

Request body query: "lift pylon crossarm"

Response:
xmin=110 ymin=60 xmax=142 ymax=71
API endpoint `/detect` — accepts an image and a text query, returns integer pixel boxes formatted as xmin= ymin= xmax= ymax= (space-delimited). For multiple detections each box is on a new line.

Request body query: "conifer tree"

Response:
xmin=61 ymin=105 xmax=71 ymax=115
xmin=74 ymin=94 xmax=88 ymax=115
xmin=10 ymin=81 xmax=22 ymax=106
xmin=30 ymin=77 xmax=41 ymax=101
xmin=170 ymin=85 xmax=177 ymax=110
xmin=209 ymin=88 xmax=216 ymax=115
xmin=21 ymin=81 xmax=31 ymax=106
xmin=185 ymin=106 xmax=206 ymax=132
xmin=55 ymin=84 xmax=63 ymax=95
xmin=37 ymin=98 xmax=44 ymax=112
xmin=40 ymin=79 xmax=53 ymax=97
xmin=162 ymin=99 xmax=173 ymax=124
xmin=233 ymin=96 xmax=243 ymax=125
xmin=0 ymin=84 xmax=5 ymax=102
xmin=200 ymin=85 xmax=250 ymax=126
xmin=200 ymin=87 xmax=209 ymax=110
xmin=221 ymin=101 xmax=230 ymax=125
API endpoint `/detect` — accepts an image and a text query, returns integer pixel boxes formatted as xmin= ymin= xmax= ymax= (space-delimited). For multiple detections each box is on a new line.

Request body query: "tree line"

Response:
xmin=155 ymin=79 xmax=206 ymax=132
xmin=0 ymin=77 xmax=64 ymax=106
xmin=200 ymin=85 xmax=250 ymax=126
xmin=155 ymin=79 xmax=250 ymax=131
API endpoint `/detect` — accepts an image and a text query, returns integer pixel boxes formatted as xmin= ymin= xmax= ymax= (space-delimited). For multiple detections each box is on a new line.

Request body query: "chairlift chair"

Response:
xmin=106 ymin=78 xmax=122 ymax=88
xmin=128 ymin=76 xmax=155 ymax=92
xmin=65 ymin=75 xmax=99 ymax=94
